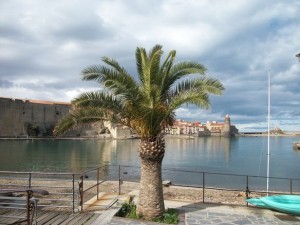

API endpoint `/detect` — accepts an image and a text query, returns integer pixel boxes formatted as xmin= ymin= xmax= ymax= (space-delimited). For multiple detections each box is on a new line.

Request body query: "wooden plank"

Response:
xmin=1 ymin=210 xmax=108 ymax=225
xmin=50 ymin=212 xmax=73 ymax=225
xmin=0 ymin=217 xmax=23 ymax=225
xmin=0 ymin=209 xmax=25 ymax=217
xmin=35 ymin=210 xmax=53 ymax=222
xmin=58 ymin=213 xmax=85 ymax=225
xmin=35 ymin=211 xmax=54 ymax=222
xmin=82 ymin=213 xmax=103 ymax=225
xmin=37 ymin=211 xmax=60 ymax=224
xmin=0 ymin=210 xmax=25 ymax=224
xmin=73 ymin=213 xmax=95 ymax=225
xmin=66 ymin=213 xmax=95 ymax=225
xmin=43 ymin=212 xmax=69 ymax=225
xmin=90 ymin=208 xmax=120 ymax=225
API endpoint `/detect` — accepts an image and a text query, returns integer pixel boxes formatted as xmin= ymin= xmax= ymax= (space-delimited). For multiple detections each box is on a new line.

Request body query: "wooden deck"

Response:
xmin=0 ymin=209 xmax=120 ymax=225
xmin=0 ymin=192 xmax=125 ymax=225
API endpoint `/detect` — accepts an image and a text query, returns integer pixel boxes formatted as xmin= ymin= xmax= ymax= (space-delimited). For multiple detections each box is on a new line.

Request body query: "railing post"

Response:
xmin=29 ymin=173 xmax=32 ymax=188
xmin=290 ymin=179 xmax=293 ymax=194
xmin=202 ymin=172 xmax=205 ymax=203
xmin=118 ymin=165 xmax=121 ymax=195
xmin=26 ymin=190 xmax=33 ymax=225
xmin=246 ymin=176 xmax=250 ymax=206
xmin=97 ymin=168 xmax=100 ymax=200
xmin=72 ymin=174 xmax=75 ymax=213
xmin=79 ymin=175 xmax=84 ymax=211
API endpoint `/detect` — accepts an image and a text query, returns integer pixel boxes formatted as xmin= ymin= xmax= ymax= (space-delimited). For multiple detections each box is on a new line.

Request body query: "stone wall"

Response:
xmin=0 ymin=97 xmax=132 ymax=138
xmin=0 ymin=97 xmax=110 ymax=137
xmin=0 ymin=97 xmax=72 ymax=137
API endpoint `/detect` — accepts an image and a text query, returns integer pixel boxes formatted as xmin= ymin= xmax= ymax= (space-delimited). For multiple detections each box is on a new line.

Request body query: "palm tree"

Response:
xmin=54 ymin=44 xmax=224 ymax=219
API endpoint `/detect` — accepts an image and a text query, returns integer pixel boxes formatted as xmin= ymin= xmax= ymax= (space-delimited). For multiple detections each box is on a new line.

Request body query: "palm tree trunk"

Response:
xmin=136 ymin=136 xmax=165 ymax=219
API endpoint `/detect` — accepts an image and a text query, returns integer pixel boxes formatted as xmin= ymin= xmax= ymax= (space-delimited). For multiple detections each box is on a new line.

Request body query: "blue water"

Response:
xmin=0 ymin=136 xmax=299 ymax=190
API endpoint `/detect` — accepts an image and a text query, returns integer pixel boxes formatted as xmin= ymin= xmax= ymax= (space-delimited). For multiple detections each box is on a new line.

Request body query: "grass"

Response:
xmin=117 ymin=202 xmax=179 ymax=224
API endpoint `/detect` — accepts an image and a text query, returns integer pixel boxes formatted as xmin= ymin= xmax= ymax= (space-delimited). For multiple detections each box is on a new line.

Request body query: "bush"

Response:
xmin=152 ymin=208 xmax=179 ymax=224
xmin=26 ymin=123 xmax=40 ymax=136
xmin=117 ymin=202 xmax=142 ymax=219
xmin=117 ymin=202 xmax=179 ymax=224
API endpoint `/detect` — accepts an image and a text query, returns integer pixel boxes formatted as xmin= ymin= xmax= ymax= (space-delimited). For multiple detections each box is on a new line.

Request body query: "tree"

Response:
xmin=54 ymin=44 xmax=224 ymax=219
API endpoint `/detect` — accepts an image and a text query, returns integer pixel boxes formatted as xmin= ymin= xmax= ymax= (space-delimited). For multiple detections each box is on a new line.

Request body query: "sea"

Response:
xmin=0 ymin=136 xmax=299 ymax=191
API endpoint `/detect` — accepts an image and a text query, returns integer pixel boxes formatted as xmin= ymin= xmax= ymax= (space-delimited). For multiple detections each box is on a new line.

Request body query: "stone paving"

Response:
xmin=185 ymin=209 xmax=300 ymax=225
xmin=91 ymin=191 xmax=300 ymax=225
xmin=105 ymin=203 xmax=300 ymax=225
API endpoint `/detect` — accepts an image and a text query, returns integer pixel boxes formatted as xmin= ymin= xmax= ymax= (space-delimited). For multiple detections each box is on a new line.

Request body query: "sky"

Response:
xmin=0 ymin=0 xmax=300 ymax=132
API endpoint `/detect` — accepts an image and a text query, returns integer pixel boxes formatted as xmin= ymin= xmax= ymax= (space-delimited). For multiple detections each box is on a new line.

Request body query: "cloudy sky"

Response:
xmin=0 ymin=0 xmax=300 ymax=132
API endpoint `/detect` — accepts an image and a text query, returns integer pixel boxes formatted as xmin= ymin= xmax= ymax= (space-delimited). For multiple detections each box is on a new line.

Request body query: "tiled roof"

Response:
xmin=0 ymin=97 xmax=71 ymax=105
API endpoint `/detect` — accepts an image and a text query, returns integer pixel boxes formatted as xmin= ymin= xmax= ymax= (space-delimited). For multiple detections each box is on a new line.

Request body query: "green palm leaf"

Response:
xmin=54 ymin=45 xmax=224 ymax=137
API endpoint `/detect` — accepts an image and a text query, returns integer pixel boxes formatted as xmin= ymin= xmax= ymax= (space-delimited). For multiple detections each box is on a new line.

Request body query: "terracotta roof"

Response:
xmin=0 ymin=97 xmax=71 ymax=105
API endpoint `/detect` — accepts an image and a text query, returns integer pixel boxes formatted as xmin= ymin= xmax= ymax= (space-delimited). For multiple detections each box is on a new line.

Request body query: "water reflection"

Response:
xmin=164 ymin=137 xmax=231 ymax=172
xmin=0 ymin=136 xmax=299 ymax=181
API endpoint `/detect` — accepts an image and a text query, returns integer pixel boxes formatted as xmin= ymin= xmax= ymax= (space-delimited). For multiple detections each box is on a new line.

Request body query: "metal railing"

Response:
xmin=79 ymin=165 xmax=300 ymax=207
xmin=0 ymin=171 xmax=81 ymax=213
xmin=1 ymin=165 xmax=300 ymax=213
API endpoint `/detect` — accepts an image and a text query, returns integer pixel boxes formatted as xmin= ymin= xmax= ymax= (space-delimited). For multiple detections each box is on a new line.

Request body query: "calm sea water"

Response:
xmin=0 ymin=136 xmax=299 ymax=179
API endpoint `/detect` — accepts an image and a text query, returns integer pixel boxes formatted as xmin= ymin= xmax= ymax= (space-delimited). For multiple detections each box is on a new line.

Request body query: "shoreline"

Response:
xmin=0 ymin=178 xmax=261 ymax=206
xmin=1 ymin=132 xmax=300 ymax=140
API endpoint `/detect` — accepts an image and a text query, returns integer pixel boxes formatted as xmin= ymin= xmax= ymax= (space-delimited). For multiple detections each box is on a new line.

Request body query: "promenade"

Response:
xmin=106 ymin=200 xmax=300 ymax=225
xmin=83 ymin=190 xmax=300 ymax=225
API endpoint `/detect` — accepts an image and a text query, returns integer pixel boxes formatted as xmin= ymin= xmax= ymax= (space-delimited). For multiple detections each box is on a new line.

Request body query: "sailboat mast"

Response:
xmin=267 ymin=71 xmax=271 ymax=196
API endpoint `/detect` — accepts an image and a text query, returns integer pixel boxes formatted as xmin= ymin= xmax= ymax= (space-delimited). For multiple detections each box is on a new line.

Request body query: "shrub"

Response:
xmin=117 ymin=202 xmax=179 ymax=224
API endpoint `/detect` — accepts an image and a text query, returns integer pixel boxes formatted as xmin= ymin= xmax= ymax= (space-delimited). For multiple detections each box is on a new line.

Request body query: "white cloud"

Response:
xmin=0 ymin=0 xmax=300 ymax=131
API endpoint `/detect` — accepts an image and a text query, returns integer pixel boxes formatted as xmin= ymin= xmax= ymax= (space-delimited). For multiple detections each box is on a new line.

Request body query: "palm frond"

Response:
xmin=169 ymin=61 xmax=207 ymax=81
xmin=82 ymin=63 xmax=139 ymax=99
xmin=160 ymin=50 xmax=176 ymax=93
xmin=170 ymin=77 xmax=224 ymax=96
xmin=81 ymin=65 xmax=113 ymax=82
xmin=148 ymin=46 xmax=163 ymax=86
xmin=72 ymin=91 xmax=124 ymax=112
xmin=136 ymin=47 xmax=149 ymax=84
xmin=168 ymin=91 xmax=210 ymax=112
xmin=53 ymin=107 xmax=109 ymax=136
xmin=193 ymin=77 xmax=225 ymax=95
xmin=103 ymin=73 xmax=140 ymax=98
xmin=55 ymin=44 xmax=224 ymax=138
xmin=102 ymin=56 xmax=130 ymax=77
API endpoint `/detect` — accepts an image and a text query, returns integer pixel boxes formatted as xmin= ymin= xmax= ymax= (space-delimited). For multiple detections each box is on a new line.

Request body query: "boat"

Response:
xmin=293 ymin=141 xmax=300 ymax=150
xmin=246 ymin=72 xmax=300 ymax=215
xmin=246 ymin=195 xmax=300 ymax=215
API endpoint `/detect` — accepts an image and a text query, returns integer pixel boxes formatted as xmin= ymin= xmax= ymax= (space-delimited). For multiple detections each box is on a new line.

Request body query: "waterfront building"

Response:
xmin=165 ymin=114 xmax=238 ymax=137
xmin=205 ymin=114 xmax=238 ymax=136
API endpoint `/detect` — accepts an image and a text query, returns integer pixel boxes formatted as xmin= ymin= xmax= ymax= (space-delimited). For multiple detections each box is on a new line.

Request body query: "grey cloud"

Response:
xmin=0 ymin=25 xmax=26 ymax=40
xmin=0 ymin=0 xmax=300 ymax=131
xmin=0 ymin=80 xmax=13 ymax=88
xmin=53 ymin=24 xmax=112 ymax=42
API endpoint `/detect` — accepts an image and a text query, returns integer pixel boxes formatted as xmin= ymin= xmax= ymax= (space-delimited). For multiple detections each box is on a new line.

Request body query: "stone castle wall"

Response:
xmin=0 ymin=97 xmax=131 ymax=138
xmin=0 ymin=97 xmax=72 ymax=137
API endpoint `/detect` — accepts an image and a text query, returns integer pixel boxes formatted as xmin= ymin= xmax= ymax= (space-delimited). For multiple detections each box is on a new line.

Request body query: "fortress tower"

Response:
xmin=222 ymin=114 xmax=231 ymax=137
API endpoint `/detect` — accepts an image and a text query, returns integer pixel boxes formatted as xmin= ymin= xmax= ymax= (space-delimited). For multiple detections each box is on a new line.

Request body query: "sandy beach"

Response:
xmin=0 ymin=177 xmax=264 ymax=207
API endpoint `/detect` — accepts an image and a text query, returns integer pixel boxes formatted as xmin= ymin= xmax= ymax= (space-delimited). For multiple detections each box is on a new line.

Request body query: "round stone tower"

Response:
xmin=222 ymin=114 xmax=231 ymax=137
